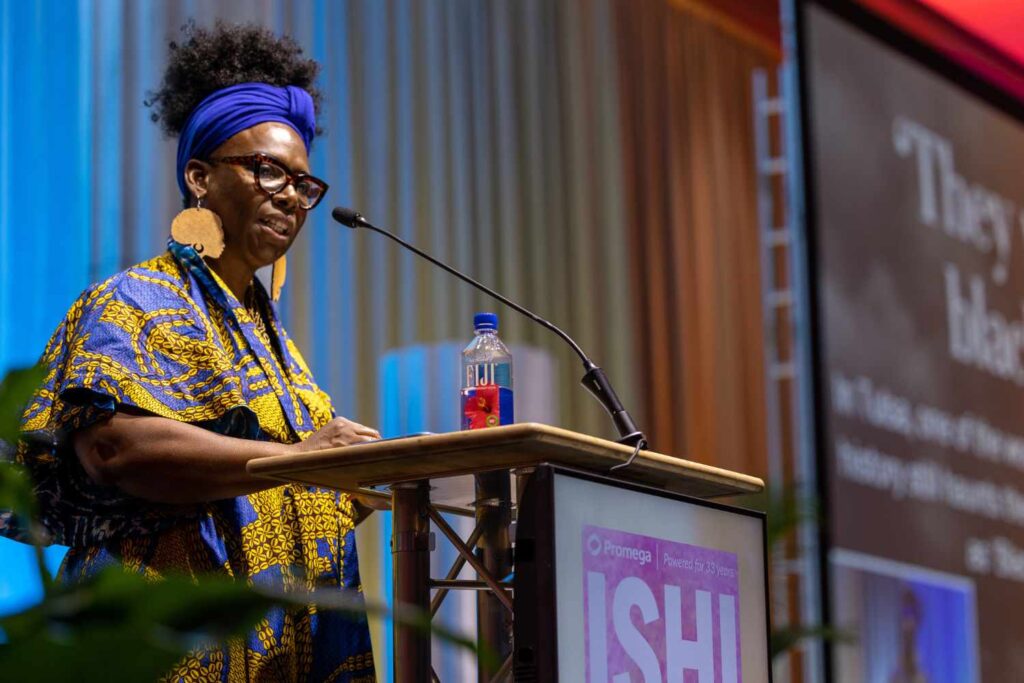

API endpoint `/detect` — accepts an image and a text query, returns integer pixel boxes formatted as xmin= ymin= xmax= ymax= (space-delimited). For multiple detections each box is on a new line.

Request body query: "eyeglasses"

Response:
xmin=209 ymin=153 xmax=329 ymax=210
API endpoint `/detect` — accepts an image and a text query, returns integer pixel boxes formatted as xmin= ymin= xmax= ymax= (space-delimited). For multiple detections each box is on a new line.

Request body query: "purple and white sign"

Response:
xmin=582 ymin=525 xmax=742 ymax=683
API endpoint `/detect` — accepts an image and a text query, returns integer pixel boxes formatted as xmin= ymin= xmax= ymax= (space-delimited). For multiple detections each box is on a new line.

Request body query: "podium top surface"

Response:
xmin=247 ymin=423 xmax=763 ymax=506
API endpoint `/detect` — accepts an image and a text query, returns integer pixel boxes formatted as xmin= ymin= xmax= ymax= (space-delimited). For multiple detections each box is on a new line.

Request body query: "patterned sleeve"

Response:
xmin=7 ymin=259 xmax=256 ymax=547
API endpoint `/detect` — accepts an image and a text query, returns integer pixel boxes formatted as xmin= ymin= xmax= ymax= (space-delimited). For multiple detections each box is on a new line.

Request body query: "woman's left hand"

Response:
xmin=290 ymin=416 xmax=381 ymax=453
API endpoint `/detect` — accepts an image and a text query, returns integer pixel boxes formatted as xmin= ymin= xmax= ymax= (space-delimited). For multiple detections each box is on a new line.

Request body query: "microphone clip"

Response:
xmin=580 ymin=362 xmax=647 ymax=450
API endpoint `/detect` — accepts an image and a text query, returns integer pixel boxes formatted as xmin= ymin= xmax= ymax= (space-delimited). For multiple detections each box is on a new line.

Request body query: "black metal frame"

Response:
xmin=512 ymin=465 xmax=770 ymax=682
xmin=791 ymin=0 xmax=1024 ymax=676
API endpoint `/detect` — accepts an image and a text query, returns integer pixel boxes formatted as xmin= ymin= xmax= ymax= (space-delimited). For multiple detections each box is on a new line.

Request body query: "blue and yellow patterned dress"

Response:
xmin=7 ymin=241 xmax=376 ymax=682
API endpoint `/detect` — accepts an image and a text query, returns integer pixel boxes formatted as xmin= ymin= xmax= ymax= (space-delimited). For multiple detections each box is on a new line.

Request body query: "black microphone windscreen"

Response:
xmin=332 ymin=206 xmax=363 ymax=228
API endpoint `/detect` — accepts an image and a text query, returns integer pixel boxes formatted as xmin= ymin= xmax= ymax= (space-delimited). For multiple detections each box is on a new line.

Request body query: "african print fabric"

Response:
xmin=5 ymin=240 xmax=375 ymax=682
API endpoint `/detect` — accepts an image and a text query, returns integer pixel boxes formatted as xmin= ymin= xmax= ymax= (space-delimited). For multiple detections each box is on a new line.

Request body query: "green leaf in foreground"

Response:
xmin=0 ymin=366 xmax=46 ymax=533
xmin=0 ymin=364 xmax=46 ymax=444
xmin=739 ymin=485 xmax=819 ymax=551
xmin=770 ymin=624 xmax=855 ymax=660
xmin=0 ymin=462 xmax=36 ymax=520
xmin=0 ymin=364 xmax=492 ymax=680
xmin=0 ymin=568 xmax=270 ymax=682
xmin=0 ymin=566 xmax=490 ymax=682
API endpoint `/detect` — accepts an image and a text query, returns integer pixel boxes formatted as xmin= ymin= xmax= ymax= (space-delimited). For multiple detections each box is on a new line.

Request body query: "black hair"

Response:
xmin=146 ymin=21 xmax=322 ymax=137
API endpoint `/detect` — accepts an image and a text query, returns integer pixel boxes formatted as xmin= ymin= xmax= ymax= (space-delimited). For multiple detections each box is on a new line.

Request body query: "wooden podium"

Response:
xmin=248 ymin=423 xmax=765 ymax=682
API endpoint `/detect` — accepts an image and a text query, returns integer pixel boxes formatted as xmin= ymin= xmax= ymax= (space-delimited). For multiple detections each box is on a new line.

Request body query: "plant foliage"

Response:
xmin=0 ymin=366 xmax=486 ymax=681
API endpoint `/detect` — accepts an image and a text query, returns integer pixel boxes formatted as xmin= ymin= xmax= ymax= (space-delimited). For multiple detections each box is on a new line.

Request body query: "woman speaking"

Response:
xmin=8 ymin=24 xmax=377 ymax=682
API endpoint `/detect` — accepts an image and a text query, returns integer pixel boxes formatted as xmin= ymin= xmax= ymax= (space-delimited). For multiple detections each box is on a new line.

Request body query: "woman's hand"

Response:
xmin=291 ymin=417 xmax=381 ymax=453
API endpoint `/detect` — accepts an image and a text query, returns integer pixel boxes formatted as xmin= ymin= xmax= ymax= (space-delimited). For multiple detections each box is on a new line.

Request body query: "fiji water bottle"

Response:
xmin=461 ymin=312 xmax=514 ymax=430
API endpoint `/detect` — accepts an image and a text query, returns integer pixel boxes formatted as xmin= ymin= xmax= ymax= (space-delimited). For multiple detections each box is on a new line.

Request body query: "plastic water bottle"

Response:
xmin=461 ymin=312 xmax=514 ymax=430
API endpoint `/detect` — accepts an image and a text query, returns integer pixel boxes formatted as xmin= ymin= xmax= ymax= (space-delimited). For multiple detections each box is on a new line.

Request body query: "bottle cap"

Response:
xmin=474 ymin=312 xmax=498 ymax=331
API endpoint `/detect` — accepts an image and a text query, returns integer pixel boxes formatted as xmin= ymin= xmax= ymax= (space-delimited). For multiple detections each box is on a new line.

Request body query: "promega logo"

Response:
xmin=588 ymin=533 xmax=653 ymax=566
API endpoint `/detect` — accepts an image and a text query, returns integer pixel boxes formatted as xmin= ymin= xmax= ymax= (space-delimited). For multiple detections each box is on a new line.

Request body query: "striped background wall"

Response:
xmin=2 ymin=0 xmax=644 ymax=430
xmin=0 ymin=0 xmax=778 ymax=677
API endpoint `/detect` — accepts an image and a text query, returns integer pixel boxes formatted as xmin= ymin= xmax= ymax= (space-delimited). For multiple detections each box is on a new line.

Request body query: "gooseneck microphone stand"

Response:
xmin=332 ymin=206 xmax=649 ymax=452
xmin=333 ymin=206 xmax=649 ymax=681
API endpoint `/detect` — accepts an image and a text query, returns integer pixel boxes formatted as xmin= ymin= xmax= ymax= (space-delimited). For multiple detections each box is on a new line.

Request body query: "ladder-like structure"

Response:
xmin=752 ymin=64 xmax=825 ymax=682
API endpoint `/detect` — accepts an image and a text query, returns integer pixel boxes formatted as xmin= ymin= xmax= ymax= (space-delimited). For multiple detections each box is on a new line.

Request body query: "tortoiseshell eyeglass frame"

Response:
xmin=209 ymin=153 xmax=329 ymax=210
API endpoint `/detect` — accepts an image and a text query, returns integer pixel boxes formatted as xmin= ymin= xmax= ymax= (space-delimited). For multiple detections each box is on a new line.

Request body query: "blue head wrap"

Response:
xmin=175 ymin=82 xmax=316 ymax=197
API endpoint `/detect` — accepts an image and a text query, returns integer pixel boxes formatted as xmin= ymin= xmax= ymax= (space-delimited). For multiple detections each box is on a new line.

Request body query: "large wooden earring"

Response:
xmin=270 ymin=255 xmax=287 ymax=302
xmin=171 ymin=196 xmax=225 ymax=258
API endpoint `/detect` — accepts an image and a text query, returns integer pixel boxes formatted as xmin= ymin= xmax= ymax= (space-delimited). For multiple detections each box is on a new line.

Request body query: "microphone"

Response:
xmin=332 ymin=206 xmax=647 ymax=450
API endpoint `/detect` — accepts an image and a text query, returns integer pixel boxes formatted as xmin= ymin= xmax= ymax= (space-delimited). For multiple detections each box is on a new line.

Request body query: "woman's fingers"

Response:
xmin=351 ymin=422 xmax=381 ymax=439
xmin=326 ymin=417 xmax=380 ymax=443
xmin=292 ymin=417 xmax=380 ymax=454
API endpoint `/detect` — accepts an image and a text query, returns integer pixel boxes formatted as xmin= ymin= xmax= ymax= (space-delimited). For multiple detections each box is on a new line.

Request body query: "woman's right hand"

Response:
xmin=290 ymin=416 xmax=382 ymax=454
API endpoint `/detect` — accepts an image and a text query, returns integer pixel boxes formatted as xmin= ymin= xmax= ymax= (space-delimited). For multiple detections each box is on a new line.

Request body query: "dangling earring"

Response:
xmin=270 ymin=255 xmax=287 ymax=302
xmin=171 ymin=196 xmax=225 ymax=258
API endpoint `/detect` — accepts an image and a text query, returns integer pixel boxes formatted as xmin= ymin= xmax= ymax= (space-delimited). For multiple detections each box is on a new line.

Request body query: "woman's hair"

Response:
xmin=147 ymin=21 xmax=322 ymax=137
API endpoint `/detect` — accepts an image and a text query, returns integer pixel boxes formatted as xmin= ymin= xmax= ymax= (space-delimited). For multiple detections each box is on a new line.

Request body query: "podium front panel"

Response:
xmin=514 ymin=466 xmax=770 ymax=682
